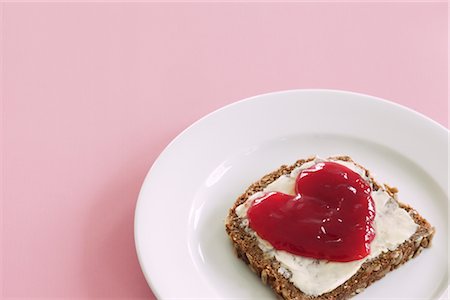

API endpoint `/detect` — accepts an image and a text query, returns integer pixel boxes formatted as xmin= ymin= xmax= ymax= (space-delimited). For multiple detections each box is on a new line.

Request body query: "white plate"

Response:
xmin=135 ymin=90 xmax=449 ymax=299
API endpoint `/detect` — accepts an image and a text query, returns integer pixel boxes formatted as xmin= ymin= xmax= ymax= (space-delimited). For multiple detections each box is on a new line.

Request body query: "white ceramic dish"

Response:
xmin=135 ymin=90 xmax=448 ymax=299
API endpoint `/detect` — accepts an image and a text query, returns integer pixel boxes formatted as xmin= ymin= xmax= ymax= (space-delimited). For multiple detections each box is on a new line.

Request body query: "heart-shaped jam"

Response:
xmin=247 ymin=161 xmax=375 ymax=262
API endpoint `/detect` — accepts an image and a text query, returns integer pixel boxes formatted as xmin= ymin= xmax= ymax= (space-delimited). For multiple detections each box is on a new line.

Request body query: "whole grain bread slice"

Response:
xmin=225 ymin=156 xmax=435 ymax=300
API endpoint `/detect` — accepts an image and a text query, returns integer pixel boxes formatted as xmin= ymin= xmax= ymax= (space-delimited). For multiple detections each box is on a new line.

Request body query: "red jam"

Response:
xmin=247 ymin=162 xmax=375 ymax=262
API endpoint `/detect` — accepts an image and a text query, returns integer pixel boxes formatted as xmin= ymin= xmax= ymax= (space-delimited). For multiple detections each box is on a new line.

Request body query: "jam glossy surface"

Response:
xmin=247 ymin=162 xmax=375 ymax=262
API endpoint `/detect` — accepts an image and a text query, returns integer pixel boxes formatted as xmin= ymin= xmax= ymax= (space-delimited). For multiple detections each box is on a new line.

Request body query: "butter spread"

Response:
xmin=235 ymin=157 xmax=418 ymax=296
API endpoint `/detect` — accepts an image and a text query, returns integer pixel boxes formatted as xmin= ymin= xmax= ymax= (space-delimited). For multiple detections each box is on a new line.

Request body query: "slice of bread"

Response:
xmin=225 ymin=156 xmax=435 ymax=300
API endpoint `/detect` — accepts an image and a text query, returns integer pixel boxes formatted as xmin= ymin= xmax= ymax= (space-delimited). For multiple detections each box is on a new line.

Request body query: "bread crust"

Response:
xmin=225 ymin=156 xmax=435 ymax=300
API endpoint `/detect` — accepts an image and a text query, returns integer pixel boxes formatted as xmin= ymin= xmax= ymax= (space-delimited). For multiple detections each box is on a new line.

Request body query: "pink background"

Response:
xmin=1 ymin=2 xmax=448 ymax=299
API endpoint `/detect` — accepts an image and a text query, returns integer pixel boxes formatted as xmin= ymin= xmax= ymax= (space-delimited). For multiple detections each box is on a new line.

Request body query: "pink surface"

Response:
xmin=1 ymin=2 xmax=447 ymax=299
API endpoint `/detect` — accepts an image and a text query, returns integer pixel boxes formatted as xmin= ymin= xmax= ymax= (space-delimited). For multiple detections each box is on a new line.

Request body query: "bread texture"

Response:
xmin=225 ymin=156 xmax=435 ymax=300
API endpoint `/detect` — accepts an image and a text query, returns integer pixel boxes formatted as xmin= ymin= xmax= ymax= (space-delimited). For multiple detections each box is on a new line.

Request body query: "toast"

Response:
xmin=225 ymin=156 xmax=435 ymax=300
